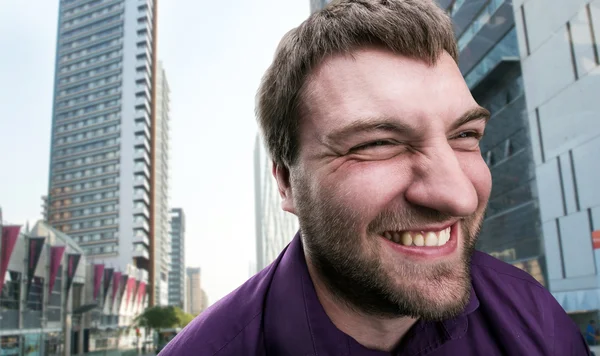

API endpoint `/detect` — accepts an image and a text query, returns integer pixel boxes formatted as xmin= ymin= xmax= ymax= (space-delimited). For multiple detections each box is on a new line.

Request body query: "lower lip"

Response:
xmin=379 ymin=223 xmax=459 ymax=259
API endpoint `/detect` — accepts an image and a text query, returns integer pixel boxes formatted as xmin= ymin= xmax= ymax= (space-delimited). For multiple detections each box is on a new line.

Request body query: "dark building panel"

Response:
xmin=451 ymin=0 xmax=488 ymax=38
xmin=469 ymin=51 xmax=544 ymax=280
xmin=458 ymin=2 xmax=515 ymax=76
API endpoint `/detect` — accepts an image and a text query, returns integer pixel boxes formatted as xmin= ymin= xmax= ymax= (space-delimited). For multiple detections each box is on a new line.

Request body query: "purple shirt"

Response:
xmin=161 ymin=233 xmax=589 ymax=355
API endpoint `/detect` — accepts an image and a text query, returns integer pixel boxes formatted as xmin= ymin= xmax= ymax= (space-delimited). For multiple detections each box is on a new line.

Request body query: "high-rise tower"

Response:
xmin=47 ymin=0 xmax=160 ymax=305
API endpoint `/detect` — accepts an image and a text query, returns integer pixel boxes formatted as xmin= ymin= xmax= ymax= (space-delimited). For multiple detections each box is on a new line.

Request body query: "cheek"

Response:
xmin=326 ymin=160 xmax=411 ymax=214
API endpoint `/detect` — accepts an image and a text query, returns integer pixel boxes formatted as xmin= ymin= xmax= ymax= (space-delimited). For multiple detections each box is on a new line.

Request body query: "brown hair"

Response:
xmin=256 ymin=0 xmax=457 ymax=169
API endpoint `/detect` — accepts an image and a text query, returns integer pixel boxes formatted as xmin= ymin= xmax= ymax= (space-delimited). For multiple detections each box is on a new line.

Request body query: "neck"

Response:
xmin=306 ymin=258 xmax=418 ymax=352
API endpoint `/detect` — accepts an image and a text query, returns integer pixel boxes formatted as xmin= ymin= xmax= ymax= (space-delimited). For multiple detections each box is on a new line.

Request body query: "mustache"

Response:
xmin=367 ymin=206 xmax=455 ymax=233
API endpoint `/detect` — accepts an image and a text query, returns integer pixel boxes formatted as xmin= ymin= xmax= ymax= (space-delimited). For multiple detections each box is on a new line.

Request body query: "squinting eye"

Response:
xmin=352 ymin=140 xmax=393 ymax=151
xmin=456 ymin=131 xmax=483 ymax=140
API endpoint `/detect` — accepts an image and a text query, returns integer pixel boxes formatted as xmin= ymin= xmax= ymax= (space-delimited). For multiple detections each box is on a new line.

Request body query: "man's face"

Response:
xmin=280 ymin=48 xmax=492 ymax=320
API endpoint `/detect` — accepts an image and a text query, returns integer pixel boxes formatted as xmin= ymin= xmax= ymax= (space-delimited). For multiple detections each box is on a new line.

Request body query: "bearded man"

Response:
xmin=161 ymin=0 xmax=589 ymax=354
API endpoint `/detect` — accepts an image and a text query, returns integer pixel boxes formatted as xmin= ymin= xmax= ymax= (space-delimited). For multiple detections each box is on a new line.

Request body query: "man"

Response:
xmin=161 ymin=0 xmax=588 ymax=354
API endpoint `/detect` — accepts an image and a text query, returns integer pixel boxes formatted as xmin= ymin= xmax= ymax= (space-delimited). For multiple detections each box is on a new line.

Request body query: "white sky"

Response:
xmin=0 ymin=0 xmax=309 ymax=304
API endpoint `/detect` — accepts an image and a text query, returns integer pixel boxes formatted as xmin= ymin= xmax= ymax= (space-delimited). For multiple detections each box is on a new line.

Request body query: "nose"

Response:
xmin=404 ymin=143 xmax=479 ymax=217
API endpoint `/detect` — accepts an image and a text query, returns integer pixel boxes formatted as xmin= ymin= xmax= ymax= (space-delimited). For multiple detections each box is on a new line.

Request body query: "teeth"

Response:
xmin=438 ymin=227 xmax=450 ymax=246
xmin=413 ymin=233 xmax=425 ymax=246
xmin=382 ymin=226 xmax=452 ymax=247
xmin=425 ymin=231 xmax=438 ymax=246
xmin=401 ymin=232 xmax=413 ymax=246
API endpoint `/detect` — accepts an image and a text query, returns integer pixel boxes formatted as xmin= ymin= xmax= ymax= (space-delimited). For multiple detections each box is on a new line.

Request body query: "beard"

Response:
xmin=293 ymin=175 xmax=485 ymax=321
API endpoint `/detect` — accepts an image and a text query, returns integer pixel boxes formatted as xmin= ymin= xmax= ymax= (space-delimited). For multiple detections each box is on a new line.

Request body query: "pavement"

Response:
xmin=591 ymin=345 xmax=600 ymax=354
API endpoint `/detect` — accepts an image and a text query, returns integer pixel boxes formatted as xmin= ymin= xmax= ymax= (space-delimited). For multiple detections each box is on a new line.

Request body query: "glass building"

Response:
xmin=185 ymin=267 xmax=208 ymax=315
xmin=154 ymin=60 xmax=171 ymax=306
xmin=168 ymin=208 xmax=186 ymax=309
xmin=254 ymin=134 xmax=299 ymax=272
xmin=46 ymin=0 xmax=163 ymax=305
xmin=513 ymin=0 xmax=600 ymax=324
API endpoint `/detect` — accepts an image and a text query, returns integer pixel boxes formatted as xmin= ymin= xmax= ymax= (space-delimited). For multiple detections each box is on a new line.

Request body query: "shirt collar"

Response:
xmin=263 ymin=232 xmax=480 ymax=355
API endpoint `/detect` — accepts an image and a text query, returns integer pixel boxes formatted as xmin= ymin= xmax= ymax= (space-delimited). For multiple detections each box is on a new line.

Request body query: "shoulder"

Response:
xmin=470 ymin=251 xmax=589 ymax=355
xmin=471 ymin=250 xmax=545 ymax=289
xmin=158 ymin=265 xmax=276 ymax=356
xmin=471 ymin=250 xmax=559 ymax=314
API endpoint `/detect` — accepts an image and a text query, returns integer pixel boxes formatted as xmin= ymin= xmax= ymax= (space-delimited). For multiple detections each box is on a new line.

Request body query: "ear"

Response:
xmin=272 ymin=160 xmax=296 ymax=214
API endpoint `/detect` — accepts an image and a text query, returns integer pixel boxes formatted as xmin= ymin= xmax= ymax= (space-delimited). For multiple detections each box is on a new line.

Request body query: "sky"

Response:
xmin=0 ymin=0 xmax=310 ymax=304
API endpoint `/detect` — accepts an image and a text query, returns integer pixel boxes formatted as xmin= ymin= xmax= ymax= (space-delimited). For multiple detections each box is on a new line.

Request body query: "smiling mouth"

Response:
xmin=380 ymin=226 xmax=452 ymax=247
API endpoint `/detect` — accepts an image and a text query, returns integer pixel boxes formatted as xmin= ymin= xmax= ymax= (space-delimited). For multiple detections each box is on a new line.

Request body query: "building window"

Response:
xmin=0 ymin=271 xmax=21 ymax=310
xmin=47 ymin=266 xmax=63 ymax=322
xmin=26 ymin=277 xmax=44 ymax=311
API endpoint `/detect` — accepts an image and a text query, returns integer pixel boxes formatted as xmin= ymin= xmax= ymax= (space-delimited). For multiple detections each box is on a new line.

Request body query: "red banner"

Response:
xmin=0 ymin=226 xmax=21 ymax=294
xmin=112 ymin=271 xmax=122 ymax=306
xmin=48 ymin=246 xmax=66 ymax=296
xmin=137 ymin=282 xmax=147 ymax=305
xmin=125 ymin=277 xmax=136 ymax=307
xmin=592 ymin=230 xmax=600 ymax=250
xmin=118 ymin=274 xmax=128 ymax=304
xmin=65 ymin=254 xmax=81 ymax=293
xmin=93 ymin=264 xmax=104 ymax=300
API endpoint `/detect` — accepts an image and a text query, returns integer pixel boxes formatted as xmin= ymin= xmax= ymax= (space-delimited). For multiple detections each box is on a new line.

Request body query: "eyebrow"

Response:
xmin=325 ymin=106 xmax=491 ymax=144
xmin=449 ymin=106 xmax=491 ymax=131
xmin=324 ymin=118 xmax=412 ymax=144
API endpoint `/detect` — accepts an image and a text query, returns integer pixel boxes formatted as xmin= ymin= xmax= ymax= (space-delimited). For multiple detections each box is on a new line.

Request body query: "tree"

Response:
xmin=135 ymin=305 xmax=195 ymax=330
xmin=136 ymin=306 xmax=195 ymax=351
xmin=174 ymin=307 xmax=195 ymax=328
xmin=135 ymin=306 xmax=179 ymax=331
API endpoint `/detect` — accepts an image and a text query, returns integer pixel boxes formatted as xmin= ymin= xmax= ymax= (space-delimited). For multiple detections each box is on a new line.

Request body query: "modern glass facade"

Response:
xmin=168 ymin=208 xmax=186 ymax=309
xmin=440 ymin=0 xmax=546 ymax=285
xmin=46 ymin=0 xmax=159 ymax=304
xmin=254 ymin=135 xmax=299 ymax=272
xmin=513 ymin=0 xmax=600 ymax=322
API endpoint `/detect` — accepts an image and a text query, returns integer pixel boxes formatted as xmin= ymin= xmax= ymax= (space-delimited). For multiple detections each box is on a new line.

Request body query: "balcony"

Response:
xmin=136 ymin=46 xmax=152 ymax=64
xmin=133 ymin=245 xmax=150 ymax=260
xmin=137 ymin=21 xmax=152 ymax=38
xmin=135 ymin=84 xmax=151 ymax=103
xmin=133 ymin=219 xmax=150 ymax=233
xmin=134 ymin=95 xmax=150 ymax=111
xmin=135 ymin=70 xmax=151 ymax=88
xmin=136 ymin=41 xmax=152 ymax=59
xmin=134 ymin=150 xmax=151 ymax=167
xmin=133 ymin=190 xmax=150 ymax=204
xmin=133 ymin=176 xmax=150 ymax=192
xmin=133 ymin=234 xmax=150 ymax=246
xmin=135 ymin=109 xmax=151 ymax=127
xmin=136 ymin=33 xmax=152 ymax=47
xmin=134 ymin=134 xmax=150 ymax=150
xmin=132 ymin=204 xmax=150 ymax=217
xmin=134 ymin=122 xmax=151 ymax=139
xmin=133 ymin=163 xmax=150 ymax=179
xmin=136 ymin=58 xmax=151 ymax=76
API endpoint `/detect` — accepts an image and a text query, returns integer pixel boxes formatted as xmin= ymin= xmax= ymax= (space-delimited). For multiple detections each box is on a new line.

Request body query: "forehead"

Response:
xmin=301 ymin=48 xmax=476 ymax=131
